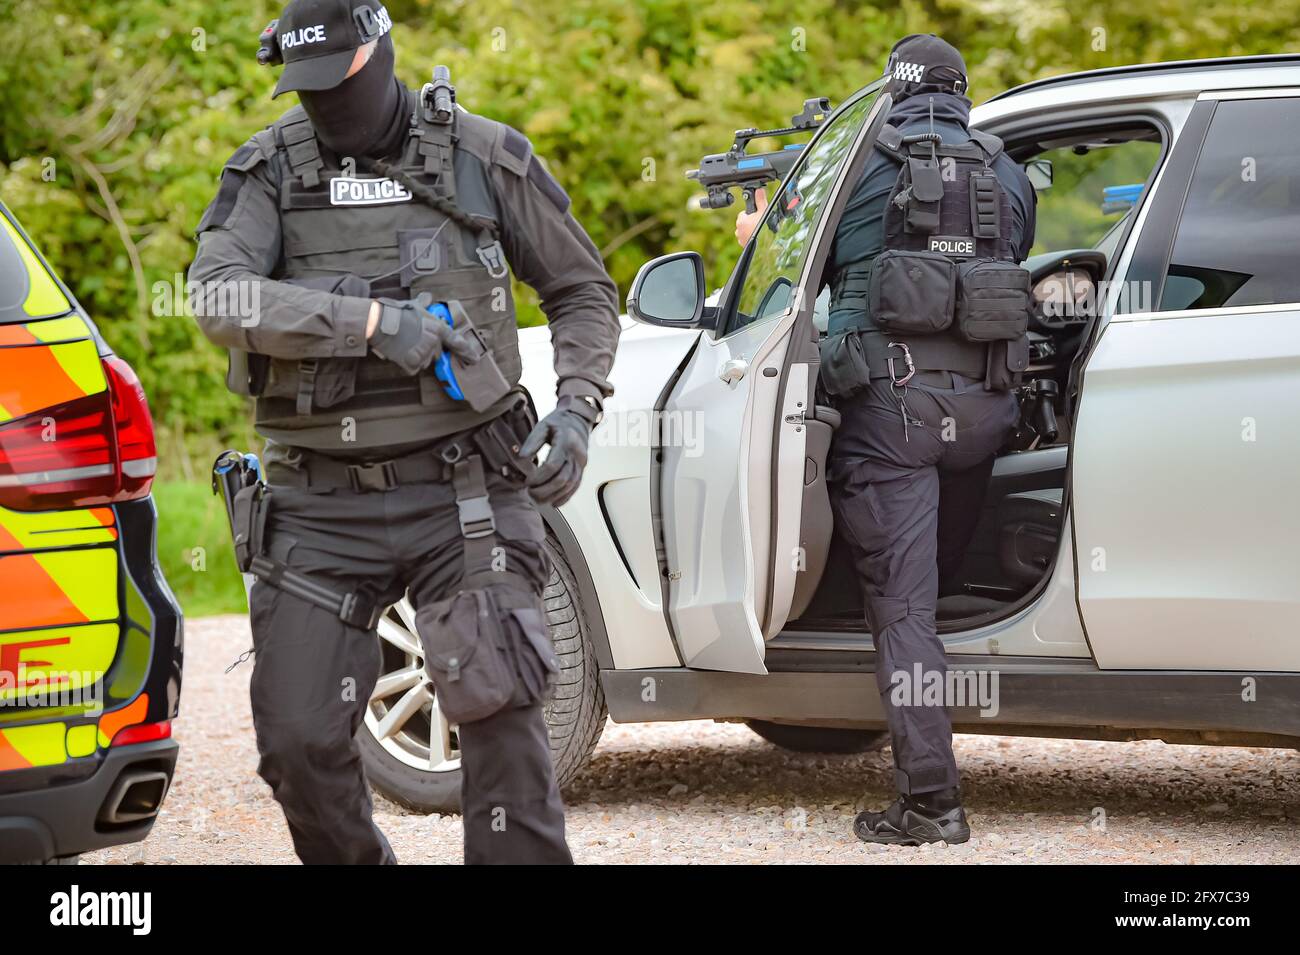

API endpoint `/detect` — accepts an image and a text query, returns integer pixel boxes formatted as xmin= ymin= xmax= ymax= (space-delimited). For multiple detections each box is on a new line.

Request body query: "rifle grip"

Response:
xmin=743 ymin=188 xmax=758 ymax=215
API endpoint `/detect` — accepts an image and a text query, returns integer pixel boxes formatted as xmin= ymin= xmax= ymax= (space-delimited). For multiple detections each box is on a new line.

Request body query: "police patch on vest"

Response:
xmin=928 ymin=235 xmax=976 ymax=257
xmin=329 ymin=176 xmax=413 ymax=206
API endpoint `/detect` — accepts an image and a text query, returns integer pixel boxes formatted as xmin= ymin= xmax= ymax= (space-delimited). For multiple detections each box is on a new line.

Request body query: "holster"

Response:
xmin=230 ymin=482 xmax=270 ymax=573
xmin=442 ymin=299 xmax=512 ymax=413
xmin=211 ymin=449 xmax=382 ymax=631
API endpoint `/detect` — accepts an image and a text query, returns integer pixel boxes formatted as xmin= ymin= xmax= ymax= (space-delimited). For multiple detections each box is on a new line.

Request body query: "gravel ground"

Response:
xmin=86 ymin=615 xmax=1300 ymax=865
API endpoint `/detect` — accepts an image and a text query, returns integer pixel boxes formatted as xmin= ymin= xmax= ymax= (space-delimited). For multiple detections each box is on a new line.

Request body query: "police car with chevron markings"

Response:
xmin=0 ymin=201 xmax=183 ymax=864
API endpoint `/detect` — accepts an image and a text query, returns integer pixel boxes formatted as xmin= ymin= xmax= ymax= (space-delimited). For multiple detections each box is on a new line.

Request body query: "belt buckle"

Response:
xmin=457 ymin=494 xmax=495 ymax=539
xmin=886 ymin=341 xmax=916 ymax=387
xmin=347 ymin=460 xmax=399 ymax=493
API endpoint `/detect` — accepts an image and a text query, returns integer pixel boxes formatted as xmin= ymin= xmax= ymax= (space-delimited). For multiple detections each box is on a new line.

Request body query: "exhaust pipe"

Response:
xmin=98 ymin=769 xmax=170 ymax=826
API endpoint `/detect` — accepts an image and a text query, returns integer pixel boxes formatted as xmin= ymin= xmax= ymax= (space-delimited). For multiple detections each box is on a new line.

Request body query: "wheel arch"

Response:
xmin=537 ymin=504 xmax=615 ymax=670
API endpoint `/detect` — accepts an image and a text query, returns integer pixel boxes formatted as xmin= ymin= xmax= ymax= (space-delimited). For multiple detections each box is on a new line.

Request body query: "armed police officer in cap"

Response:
xmin=190 ymin=0 xmax=619 ymax=864
xmin=738 ymin=35 xmax=1036 ymax=845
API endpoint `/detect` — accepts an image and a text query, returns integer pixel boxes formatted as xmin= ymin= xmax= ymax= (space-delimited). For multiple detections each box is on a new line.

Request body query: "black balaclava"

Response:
xmin=298 ymin=34 xmax=407 ymax=159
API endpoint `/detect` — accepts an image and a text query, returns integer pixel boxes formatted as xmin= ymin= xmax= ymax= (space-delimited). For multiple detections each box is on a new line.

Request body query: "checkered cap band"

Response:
xmin=890 ymin=60 xmax=927 ymax=83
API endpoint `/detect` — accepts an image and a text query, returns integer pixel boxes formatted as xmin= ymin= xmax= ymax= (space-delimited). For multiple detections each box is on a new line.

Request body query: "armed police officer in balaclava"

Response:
xmin=737 ymin=34 xmax=1037 ymax=846
xmin=191 ymin=0 xmax=619 ymax=864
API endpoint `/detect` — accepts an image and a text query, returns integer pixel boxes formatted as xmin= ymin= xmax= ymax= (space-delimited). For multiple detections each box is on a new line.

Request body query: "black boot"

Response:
xmin=853 ymin=787 xmax=970 ymax=846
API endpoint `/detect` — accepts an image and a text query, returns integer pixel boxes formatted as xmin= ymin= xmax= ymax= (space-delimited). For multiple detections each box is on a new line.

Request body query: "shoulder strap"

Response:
xmin=969 ymin=128 xmax=1005 ymax=163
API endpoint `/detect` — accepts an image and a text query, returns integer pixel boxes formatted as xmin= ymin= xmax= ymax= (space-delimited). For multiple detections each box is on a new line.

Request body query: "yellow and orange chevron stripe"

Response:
xmin=0 ymin=214 xmax=130 ymax=772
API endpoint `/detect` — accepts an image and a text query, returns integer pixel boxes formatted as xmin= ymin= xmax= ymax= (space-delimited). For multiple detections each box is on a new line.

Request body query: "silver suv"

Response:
xmin=361 ymin=55 xmax=1300 ymax=812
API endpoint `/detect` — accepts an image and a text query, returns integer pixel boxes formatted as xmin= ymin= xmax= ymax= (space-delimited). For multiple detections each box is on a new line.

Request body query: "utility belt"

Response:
xmin=211 ymin=396 xmax=538 ymax=631
xmin=821 ymin=255 xmax=1031 ymax=398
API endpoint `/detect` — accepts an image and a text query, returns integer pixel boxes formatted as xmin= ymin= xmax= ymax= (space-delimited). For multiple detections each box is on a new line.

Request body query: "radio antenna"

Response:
xmin=928 ymin=96 xmax=937 ymax=160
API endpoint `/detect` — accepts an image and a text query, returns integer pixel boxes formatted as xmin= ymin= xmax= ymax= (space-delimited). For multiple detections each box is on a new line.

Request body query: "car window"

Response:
xmin=0 ymin=211 xmax=72 ymax=322
xmin=1160 ymin=97 xmax=1300 ymax=311
xmin=1027 ymin=135 xmax=1162 ymax=259
xmin=722 ymin=86 xmax=882 ymax=336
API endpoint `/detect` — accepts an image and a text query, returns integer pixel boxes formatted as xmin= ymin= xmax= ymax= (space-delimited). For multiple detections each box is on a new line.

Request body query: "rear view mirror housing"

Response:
xmin=1025 ymin=158 xmax=1054 ymax=192
xmin=626 ymin=251 xmax=715 ymax=330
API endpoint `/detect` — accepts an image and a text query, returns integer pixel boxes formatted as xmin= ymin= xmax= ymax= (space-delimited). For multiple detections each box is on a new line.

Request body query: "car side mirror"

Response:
xmin=1025 ymin=158 xmax=1053 ymax=192
xmin=626 ymin=251 xmax=714 ymax=329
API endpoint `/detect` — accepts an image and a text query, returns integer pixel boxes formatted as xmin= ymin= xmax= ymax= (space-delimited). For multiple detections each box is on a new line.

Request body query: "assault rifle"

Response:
xmin=686 ymin=97 xmax=832 ymax=213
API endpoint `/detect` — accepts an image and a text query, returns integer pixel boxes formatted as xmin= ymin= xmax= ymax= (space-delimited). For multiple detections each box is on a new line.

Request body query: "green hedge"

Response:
xmin=152 ymin=480 xmax=249 ymax=617
xmin=3 ymin=0 xmax=1298 ymax=482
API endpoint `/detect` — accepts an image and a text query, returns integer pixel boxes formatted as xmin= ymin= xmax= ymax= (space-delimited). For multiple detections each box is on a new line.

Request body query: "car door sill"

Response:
xmin=600 ymin=661 xmax=1300 ymax=744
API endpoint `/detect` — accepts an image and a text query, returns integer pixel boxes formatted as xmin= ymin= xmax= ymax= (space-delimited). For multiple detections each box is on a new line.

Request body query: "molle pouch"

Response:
xmin=264 ymin=274 xmax=372 ymax=411
xmin=869 ymin=250 xmax=957 ymax=336
xmin=904 ymin=155 xmax=944 ymax=233
xmin=501 ymin=602 xmax=559 ymax=705
xmin=984 ymin=334 xmax=1030 ymax=392
xmin=263 ymin=358 xmax=359 ymax=412
xmin=818 ymin=330 xmax=871 ymax=398
xmin=397 ymin=227 xmax=451 ymax=290
xmin=955 ymin=259 xmax=1031 ymax=342
xmin=308 ymin=358 xmax=359 ymax=409
xmin=415 ymin=589 xmax=516 ymax=724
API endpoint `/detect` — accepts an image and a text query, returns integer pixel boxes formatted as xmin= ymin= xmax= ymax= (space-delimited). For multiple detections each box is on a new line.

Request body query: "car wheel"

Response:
xmin=746 ymin=720 xmax=888 ymax=754
xmin=359 ymin=535 xmax=607 ymax=814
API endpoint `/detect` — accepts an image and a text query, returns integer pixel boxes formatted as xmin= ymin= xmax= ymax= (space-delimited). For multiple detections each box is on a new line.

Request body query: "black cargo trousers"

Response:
xmin=828 ymin=371 xmax=1018 ymax=794
xmin=247 ymin=459 xmax=572 ymax=865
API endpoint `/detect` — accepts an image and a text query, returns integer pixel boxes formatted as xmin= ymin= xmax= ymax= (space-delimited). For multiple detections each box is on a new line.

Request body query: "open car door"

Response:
xmin=653 ymin=83 xmax=889 ymax=672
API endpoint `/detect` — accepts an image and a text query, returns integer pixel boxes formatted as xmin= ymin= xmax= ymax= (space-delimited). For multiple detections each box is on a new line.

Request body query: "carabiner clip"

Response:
xmin=886 ymin=341 xmax=916 ymax=388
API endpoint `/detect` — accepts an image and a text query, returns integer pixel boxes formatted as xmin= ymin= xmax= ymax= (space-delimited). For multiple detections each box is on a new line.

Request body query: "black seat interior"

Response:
xmin=791 ymin=446 xmax=1068 ymax=629
xmin=997 ymin=488 xmax=1064 ymax=587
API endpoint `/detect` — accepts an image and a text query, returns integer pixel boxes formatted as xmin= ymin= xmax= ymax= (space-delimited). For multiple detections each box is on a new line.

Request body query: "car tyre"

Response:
xmin=359 ymin=535 xmax=607 ymax=814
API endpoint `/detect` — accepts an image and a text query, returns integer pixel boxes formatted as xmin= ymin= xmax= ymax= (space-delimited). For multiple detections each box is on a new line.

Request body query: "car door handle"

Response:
xmin=719 ymin=358 xmax=748 ymax=384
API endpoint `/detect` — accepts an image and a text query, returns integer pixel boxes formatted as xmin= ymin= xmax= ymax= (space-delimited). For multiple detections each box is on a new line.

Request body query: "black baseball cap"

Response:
xmin=271 ymin=0 xmax=395 ymax=98
xmin=885 ymin=34 xmax=968 ymax=93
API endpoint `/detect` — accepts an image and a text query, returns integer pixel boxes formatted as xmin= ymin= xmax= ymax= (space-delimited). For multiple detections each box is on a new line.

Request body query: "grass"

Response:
xmin=152 ymin=480 xmax=249 ymax=618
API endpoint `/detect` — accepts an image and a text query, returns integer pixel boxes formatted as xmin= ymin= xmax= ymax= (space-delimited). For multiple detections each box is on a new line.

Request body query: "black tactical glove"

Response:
xmin=518 ymin=395 xmax=601 ymax=507
xmin=369 ymin=298 xmax=470 ymax=376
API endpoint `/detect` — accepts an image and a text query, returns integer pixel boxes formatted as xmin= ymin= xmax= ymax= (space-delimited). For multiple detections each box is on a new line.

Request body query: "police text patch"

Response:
xmin=928 ymin=235 xmax=976 ymax=257
xmin=329 ymin=177 xmax=413 ymax=206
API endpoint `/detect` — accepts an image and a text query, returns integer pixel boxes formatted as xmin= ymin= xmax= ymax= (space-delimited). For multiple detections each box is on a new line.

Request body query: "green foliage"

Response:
xmin=2 ymin=0 xmax=1298 ymax=478
xmin=1030 ymin=140 xmax=1162 ymax=255
xmin=152 ymin=479 xmax=249 ymax=617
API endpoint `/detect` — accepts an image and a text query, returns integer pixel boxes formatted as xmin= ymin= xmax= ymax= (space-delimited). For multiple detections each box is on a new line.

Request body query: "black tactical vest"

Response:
xmin=240 ymin=93 xmax=525 ymax=451
xmin=821 ymin=123 xmax=1031 ymax=396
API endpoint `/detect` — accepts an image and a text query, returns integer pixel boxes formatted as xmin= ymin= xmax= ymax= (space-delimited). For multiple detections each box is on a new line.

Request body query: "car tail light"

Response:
xmin=109 ymin=720 xmax=172 ymax=748
xmin=0 ymin=355 xmax=157 ymax=511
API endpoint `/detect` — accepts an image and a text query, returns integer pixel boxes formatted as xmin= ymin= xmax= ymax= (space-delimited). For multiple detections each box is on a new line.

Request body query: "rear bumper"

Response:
xmin=0 ymin=737 xmax=177 ymax=862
